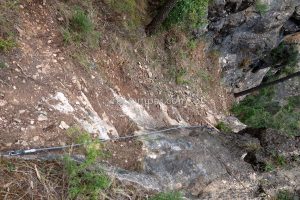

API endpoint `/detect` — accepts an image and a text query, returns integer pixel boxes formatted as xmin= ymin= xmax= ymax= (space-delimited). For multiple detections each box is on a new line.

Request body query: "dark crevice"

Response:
xmin=244 ymin=151 xmax=266 ymax=172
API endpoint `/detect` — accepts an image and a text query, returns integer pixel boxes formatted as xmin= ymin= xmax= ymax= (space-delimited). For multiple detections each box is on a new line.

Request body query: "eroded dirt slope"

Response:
xmin=0 ymin=0 xmax=231 ymax=169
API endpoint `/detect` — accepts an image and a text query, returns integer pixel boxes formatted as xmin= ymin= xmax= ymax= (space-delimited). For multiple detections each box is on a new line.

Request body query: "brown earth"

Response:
xmin=0 ymin=0 xmax=232 ymax=178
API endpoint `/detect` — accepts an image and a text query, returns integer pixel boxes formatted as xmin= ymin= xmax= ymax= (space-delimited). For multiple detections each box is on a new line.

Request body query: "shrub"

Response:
xmin=216 ymin=122 xmax=232 ymax=133
xmin=269 ymin=43 xmax=299 ymax=75
xmin=164 ymin=0 xmax=210 ymax=29
xmin=0 ymin=38 xmax=16 ymax=52
xmin=169 ymin=67 xmax=189 ymax=85
xmin=70 ymin=9 xmax=93 ymax=35
xmin=61 ymin=7 xmax=100 ymax=48
xmin=64 ymin=131 xmax=110 ymax=199
xmin=255 ymin=0 xmax=269 ymax=15
xmin=276 ymin=190 xmax=295 ymax=200
xmin=231 ymin=88 xmax=300 ymax=136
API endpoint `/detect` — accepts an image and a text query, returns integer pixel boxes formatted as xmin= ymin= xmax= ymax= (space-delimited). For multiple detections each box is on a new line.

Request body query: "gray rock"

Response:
xmin=221 ymin=116 xmax=247 ymax=133
xmin=208 ymin=0 xmax=300 ymax=91
xmin=59 ymin=121 xmax=70 ymax=130
xmin=294 ymin=6 xmax=300 ymax=20
xmin=104 ymin=126 xmax=300 ymax=199
xmin=37 ymin=114 xmax=48 ymax=121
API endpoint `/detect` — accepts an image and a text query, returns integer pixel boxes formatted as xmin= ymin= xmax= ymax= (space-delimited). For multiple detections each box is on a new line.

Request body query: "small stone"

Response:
xmin=19 ymin=110 xmax=26 ymax=114
xmin=5 ymin=143 xmax=12 ymax=147
xmin=59 ymin=121 xmax=70 ymax=130
xmin=30 ymin=120 xmax=35 ymax=125
xmin=58 ymin=17 xmax=64 ymax=21
xmin=21 ymin=127 xmax=26 ymax=132
xmin=33 ymin=136 xmax=40 ymax=142
xmin=37 ymin=114 xmax=48 ymax=121
xmin=175 ymin=183 xmax=182 ymax=189
xmin=147 ymin=70 xmax=153 ymax=78
xmin=114 ymin=85 xmax=121 ymax=92
xmin=21 ymin=141 xmax=28 ymax=146
xmin=0 ymin=100 xmax=7 ymax=107
xmin=14 ymin=118 xmax=21 ymax=123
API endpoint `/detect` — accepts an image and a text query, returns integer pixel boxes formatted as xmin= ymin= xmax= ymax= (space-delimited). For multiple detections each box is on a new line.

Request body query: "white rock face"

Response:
xmin=48 ymin=91 xmax=118 ymax=140
xmin=59 ymin=121 xmax=70 ymax=130
xmin=112 ymin=90 xmax=157 ymax=129
xmin=51 ymin=92 xmax=74 ymax=113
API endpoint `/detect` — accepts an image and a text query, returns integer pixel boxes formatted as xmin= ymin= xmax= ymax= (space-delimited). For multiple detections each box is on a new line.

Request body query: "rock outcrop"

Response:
xmin=208 ymin=0 xmax=300 ymax=92
xmin=105 ymin=126 xmax=300 ymax=199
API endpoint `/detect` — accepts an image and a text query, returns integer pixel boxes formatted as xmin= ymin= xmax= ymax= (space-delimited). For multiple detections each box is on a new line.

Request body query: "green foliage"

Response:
xmin=169 ymin=67 xmax=189 ymax=85
xmin=255 ymin=0 xmax=269 ymax=15
xmin=62 ymin=7 xmax=100 ymax=48
xmin=197 ymin=69 xmax=212 ymax=82
xmin=63 ymin=131 xmax=110 ymax=200
xmin=264 ymin=163 xmax=275 ymax=172
xmin=0 ymin=61 xmax=6 ymax=69
xmin=70 ymin=9 xmax=93 ymax=35
xmin=164 ymin=0 xmax=210 ymax=29
xmin=150 ymin=191 xmax=183 ymax=200
xmin=274 ymin=154 xmax=286 ymax=167
xmin=276 ymin=190 xmax=295 ymax=200
xmin=187 ymin=39 xmax=197 ymax=50
xmin=0 ymin=38 xmax=16 ymax=52
xmin=0 ymin=0 xmax=19 ymax=52
xmin=216 ymin=122 xmax=232 ymax=133
xmin=269 ymin=43 xmax=299 ymax=75
xmin=231 ymin=88 xmax=300 ymax=136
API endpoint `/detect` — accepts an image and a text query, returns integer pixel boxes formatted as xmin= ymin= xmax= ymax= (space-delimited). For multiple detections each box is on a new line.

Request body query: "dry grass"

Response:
xmin=0 ymin=157 xmax=154 ymax=200
xmin=0 ymin=158 xmax=67 ymax=200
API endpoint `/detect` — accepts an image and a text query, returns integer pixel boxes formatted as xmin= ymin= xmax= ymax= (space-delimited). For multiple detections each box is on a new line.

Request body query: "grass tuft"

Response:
xmin=276 ymin=190 xmax=295 ymax=200
xmin=70 ymin=9 xmax=93 ymax=35
xmin=0 ymin=38 xmax=16 ymax=52
xmin=164 ymin=0 xmax=210 ymax=30
xmin=64 ymin=130 xmax=110 ymax=200
xmin=60 ymin=7 xmax=100 ymax=48
xmin=255 ymin=0 xmax=269 ymax=15
xmin=216 ymin=122 xmax=232 ymax=133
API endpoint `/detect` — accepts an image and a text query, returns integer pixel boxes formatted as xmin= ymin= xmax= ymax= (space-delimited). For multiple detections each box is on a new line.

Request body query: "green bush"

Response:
xmin=164 ymin=0 xmax=210 ymax=29
xmin=231 ymin=88 xmax=300 ymax=136
xmin=64 ymin=132 xmax=110 ymax=200
xmin=150 ymin=191 xmax=183 ymax=200
xmin=255 ymin=0 xmax=269 ymax=15
xmin=70 ymin=9 xmax=93 ymax=35
xmin=276 ymin=190 xmax=295 ymax=200
xmin=269 ymin=43 xmax=299 ymax=75
xmin=216 ymin=122 xmax=232 ymax=133
xmin=62 ymin=7 xmax=100 ymax=48
xmin=0 ymin=38 xmax=16 ymax=52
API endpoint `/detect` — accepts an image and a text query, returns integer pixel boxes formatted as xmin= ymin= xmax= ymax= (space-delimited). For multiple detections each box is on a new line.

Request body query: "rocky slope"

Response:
xmin=0 ymin=0 xmax=300 ymax=199
xmin=208 ymin=0 xmax=300 ymax=92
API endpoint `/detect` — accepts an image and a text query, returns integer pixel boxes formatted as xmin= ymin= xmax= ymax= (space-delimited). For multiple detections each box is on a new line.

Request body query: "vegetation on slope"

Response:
xmin=232 ymin=88 xmax=300 ymax=136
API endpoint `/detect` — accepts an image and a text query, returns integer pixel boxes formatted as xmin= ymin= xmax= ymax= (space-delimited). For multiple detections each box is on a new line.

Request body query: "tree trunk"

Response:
xmin=145 ymin=0 xmax=178 ymax=36
xmin=234 ymin=71 xmax=300 ymax=97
